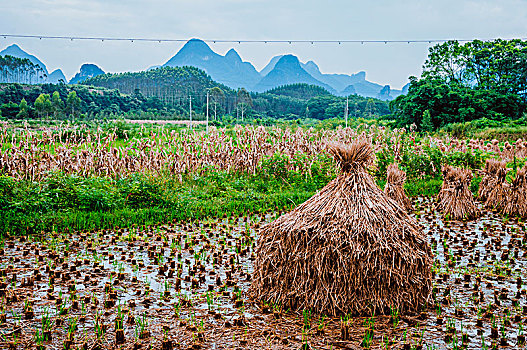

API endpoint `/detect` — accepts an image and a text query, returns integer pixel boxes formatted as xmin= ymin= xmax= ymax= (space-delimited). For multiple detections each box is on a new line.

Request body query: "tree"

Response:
xmin=0 ymin=102 xmax=18 ymax=119
xmin=17 ymin=98 xmax=29 ymax=119
xmin=209 ymin=87 xmax=225 ymax=120
xmin=34 ymin=94 xmax=52 ymax=120
xmin=421 ymin=110 xmax=434 ymax=132
xmin=365 ymin=98 xmax=376 ymax=118
xmin=66 ymin=91 xmax=82 ymax=119
xmin=51 ymin=91 xmax=64 ymax=118
xmin=236 ymin=88 xmax=252 ymax=121
xmin=392 ymin=39 xmax=527 ymax=130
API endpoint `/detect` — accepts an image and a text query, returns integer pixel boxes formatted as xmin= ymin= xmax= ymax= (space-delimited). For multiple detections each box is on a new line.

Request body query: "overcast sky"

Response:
xmin=1 ymin=0 xmax=526 ymax=89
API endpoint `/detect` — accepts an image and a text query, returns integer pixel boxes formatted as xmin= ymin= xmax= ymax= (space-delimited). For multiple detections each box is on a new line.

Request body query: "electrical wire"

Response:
xmin=1 ymin=34 xmax=522 ymax=44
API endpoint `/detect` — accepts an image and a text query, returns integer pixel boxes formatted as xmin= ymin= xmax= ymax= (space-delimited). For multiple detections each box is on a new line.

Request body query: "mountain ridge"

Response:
xmin=69 ymin=64 xmax=105 ymax=84
xmin=0 ymin=41 xmax=408 ymax=100
xmin=254 ymin=55 xmax=335 ymax=94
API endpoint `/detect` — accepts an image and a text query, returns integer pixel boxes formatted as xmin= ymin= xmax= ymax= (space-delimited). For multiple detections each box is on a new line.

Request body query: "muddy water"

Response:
xmin=0 ymin=202 xmax=525 ymax=349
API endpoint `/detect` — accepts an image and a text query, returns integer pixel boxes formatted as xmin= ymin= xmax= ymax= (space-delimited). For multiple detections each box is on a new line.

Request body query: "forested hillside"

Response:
xmin=84 ymin=66 xmax=239 ymax=114
xmin=0 ymin=83 xmax=173 ymax=119
xmin=0 ymin=65 xmax=390 ymax=121
xmin=84 ymin=67 xmax=390 ymax=120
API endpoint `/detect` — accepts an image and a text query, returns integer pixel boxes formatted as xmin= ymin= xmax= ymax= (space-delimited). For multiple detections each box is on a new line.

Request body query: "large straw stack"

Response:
xmin=478 ymin=159 xmax=507 ymax=201
xmin=502 ymin=165 xmax=527 ymax=218
xmin=251 ymin=139 xmax=432 ymax=317
xmin=437 ymin=166 xmax=479 ymax=220
xmin=384 ymin=163 xmax=413 ymax=212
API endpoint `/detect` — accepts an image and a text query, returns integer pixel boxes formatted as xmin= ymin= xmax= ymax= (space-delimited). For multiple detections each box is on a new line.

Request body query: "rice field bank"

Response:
xmin=0 ymin=121 xmax=527 ymax=349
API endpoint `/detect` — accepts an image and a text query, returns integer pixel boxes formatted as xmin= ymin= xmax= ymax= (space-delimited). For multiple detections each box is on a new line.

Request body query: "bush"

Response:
xmin=118 ymin=175 xmax=165 ymax=208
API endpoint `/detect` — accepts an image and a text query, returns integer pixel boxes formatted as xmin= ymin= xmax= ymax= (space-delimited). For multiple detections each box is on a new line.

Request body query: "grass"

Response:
xmin=0 ymin=165 xmax=449 ymax=235
xmin=0 ymin=169 xmax=324 ymax=235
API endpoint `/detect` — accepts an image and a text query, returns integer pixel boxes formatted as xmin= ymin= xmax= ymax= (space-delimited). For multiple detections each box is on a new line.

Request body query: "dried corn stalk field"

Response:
xmin=2 ymin=123 xmax=526 ymax=181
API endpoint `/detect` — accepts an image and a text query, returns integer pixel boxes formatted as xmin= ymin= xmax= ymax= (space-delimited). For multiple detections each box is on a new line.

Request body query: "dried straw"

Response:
xmin=484 ymin=165 xmax=509 ymax=211
xmin=437 ymin=165 xmax=455 ymax=204
xmin=502 ymin=165 xmax=527 ymax=218
xmin=250 ymin=139 xmax=432 ymax=316
xmin=478 ymin=159 xmax=507 ymax=201
xmin=384 ymin=163 xmax=413 ymax=212
xmin=437 ymin=166 xmax=479 ymax=221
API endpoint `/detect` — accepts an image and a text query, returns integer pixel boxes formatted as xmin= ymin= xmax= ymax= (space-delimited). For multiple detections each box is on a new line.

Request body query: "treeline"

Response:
xmin=84 ymin=66 xmax=239 ymax=115
xmin=0 ymin=83 xmax=175 ymax=119
xmin=84 ymin=67 xmax=390 ymax=120
xmin=0 ymin=66 xmax=391 ymax=121
xmin=0 ymin=55 xmax=47 ymax=84
xmin=391 ymin=39 xmax=527 ymax=130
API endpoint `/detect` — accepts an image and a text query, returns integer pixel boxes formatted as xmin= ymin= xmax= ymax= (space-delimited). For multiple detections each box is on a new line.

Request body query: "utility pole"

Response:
xmin=189 ymin=95 xmax=192 ymax=129
xmin=345 ymin=97 xmax=349 ymax=128
xmin=206 ymin=90 xmax=209 ymax=133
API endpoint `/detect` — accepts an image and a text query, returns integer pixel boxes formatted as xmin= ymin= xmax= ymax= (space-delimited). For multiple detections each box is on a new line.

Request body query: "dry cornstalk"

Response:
xmin=250 ymin=139 xmax=433 ymax=316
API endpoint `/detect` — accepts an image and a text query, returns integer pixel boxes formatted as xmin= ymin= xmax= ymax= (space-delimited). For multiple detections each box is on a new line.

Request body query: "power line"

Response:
xmin=1 ymin=34 xmax=522 ymax=44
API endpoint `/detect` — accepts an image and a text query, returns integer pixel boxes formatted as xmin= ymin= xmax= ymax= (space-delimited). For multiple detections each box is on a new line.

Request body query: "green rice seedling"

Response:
xmin=174 ymin=301 xmax=181 ymax=319
xmin=390 ymin=306 xmax=399 ymax=327
xmin=302 ymin=308 xmax=311 ymax=332
xmin=34 ymin=329 xmax=45 ymax=349
xmin=66 ymin=317 xmax=77 ymax=339
xmin=206 ymin=291 xmax=214 ymax=311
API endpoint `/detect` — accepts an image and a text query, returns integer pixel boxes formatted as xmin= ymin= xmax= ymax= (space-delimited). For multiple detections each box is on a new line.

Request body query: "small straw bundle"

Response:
xmin=478 ymin=159 xmax=507 ymax=201
xmin=251 ymin=139 xmax=432 ymax=317
xmin=384 ymin=163 xmax=413 ymax=212
xmin=437 ymin=166 xmax=480 ymax=221
xmin=484 ymin=165 xmax=510 ymax=211
xmin=437 ymin=165 xmax=455 ymax=204
xmin=502 ymin=165 xmax=527 ymax=218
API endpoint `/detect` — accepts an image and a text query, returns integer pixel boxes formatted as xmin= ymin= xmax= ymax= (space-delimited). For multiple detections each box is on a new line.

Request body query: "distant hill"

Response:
xmin=301 ymin=61 xmax=366 ymax=93
xmin=48 ymin=69 xmax=67 ymax=84
xmin=0 ymin=44 xmax=67 ymax=84
xmin=0 ymin=44 xmax=48 ymax=74
xmin=256 ymin=55 xmax=402 ymax=99
xmin=69 ymin=64 xmax=105 ymax=84
xmin=0 ymin=40 xmax=409 ymax=100
xmin=260 ymin=55 xmax=284 ymax=77
xmin=163 ymin=39 xmax=261 ymax=90
xmin=254 ymin=55 xmax=335 ymax=93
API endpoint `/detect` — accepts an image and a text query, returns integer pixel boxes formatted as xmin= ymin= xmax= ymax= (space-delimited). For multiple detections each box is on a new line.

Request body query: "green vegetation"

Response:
xmin=441 ymin=116 xmax=527 ymax=140
xmin=0 ymin=158 xmax=335 ymax=234
xmin=391 ymin=39 xmax=527 ymax=130
xmin=0 ymin=120 xmax=503 ymax=235
xmin=0 ymin=82 xmax=172 ymax=119
xmin=84 ymin=68 xmax=390 ymax=121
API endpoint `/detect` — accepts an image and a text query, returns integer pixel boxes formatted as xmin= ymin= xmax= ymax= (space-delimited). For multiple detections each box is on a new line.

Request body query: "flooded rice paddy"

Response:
xmin=0 ymin=197 xmax=526 ymax=349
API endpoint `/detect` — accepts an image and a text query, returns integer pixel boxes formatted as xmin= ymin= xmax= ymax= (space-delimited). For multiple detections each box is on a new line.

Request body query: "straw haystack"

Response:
xmin=502 ymin=165 xmax=527 ymax=218
xmin=485 ymin=165 xmax=509 ymax=211
xmin=478 ymin=159 xmax=507 ymax=201
xmin=251 ymin=140 xmax=432 ymax=317
xmin=384 ymin=163 xmax=413 ymax=212
xmin=437 ymin=166 xmax=479 ymax=220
